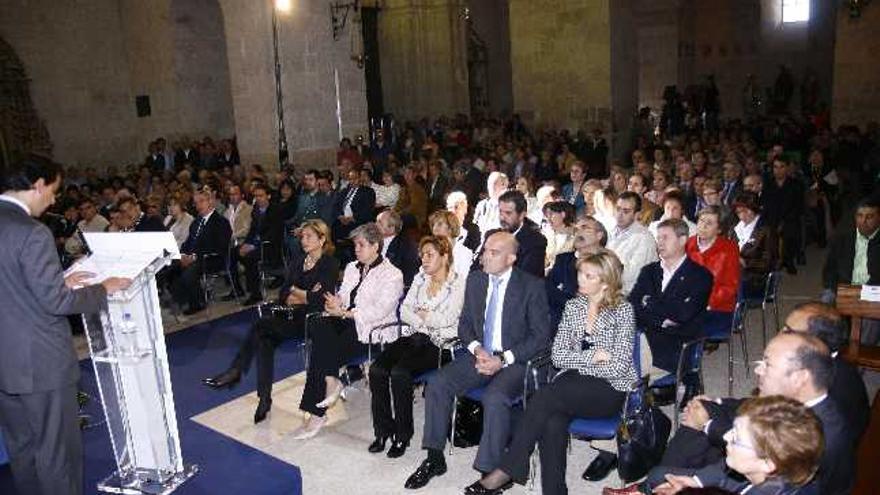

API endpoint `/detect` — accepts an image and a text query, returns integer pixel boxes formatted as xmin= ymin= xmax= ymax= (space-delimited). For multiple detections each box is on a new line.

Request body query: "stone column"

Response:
xmin=832 ymin=4 xmax=880 ymax=128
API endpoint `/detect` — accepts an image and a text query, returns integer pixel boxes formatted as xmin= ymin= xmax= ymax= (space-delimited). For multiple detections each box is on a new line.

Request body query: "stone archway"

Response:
xmin=169 ymin=0 xmax=235 ymax=140
xmin=0 ymin=37 xmax=52 ymax=167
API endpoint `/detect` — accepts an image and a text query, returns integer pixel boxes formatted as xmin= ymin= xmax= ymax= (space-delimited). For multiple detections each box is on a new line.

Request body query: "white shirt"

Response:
xmin=467 ymin=267 xmax=515 ymax=364
xmin=452 ymin=240 xmax=474 ymax=279
xmin=381 ymin=235 xmax=395 ymax=258
xmin=661 ymin=254 xmax=687 ymax=292
xmin=0 ymin=194 xmax=31 ymax=215
xmin=804 ymin=393 xmax=828 ymax=408
xmin=608 ymin=222 xmax=659 ymax=294
xmin=733 ymin=215 xmax=760 ymax=250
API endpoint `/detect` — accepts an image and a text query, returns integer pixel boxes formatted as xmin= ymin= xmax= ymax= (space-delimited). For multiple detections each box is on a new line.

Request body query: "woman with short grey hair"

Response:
xmin=292 ymin=222 xmax=404 ymax=440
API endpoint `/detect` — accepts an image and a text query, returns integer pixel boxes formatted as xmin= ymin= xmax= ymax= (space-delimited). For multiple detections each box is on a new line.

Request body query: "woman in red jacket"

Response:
xmin=686 ymin=206 xmax=741 ymax=325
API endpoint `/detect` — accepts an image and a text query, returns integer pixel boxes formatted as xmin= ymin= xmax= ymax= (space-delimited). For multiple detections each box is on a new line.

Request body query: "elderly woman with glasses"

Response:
xmin=652 ymin=395 xmax=822 ymax=495
xmin=292 ymin=222 xmax=403 ymax=440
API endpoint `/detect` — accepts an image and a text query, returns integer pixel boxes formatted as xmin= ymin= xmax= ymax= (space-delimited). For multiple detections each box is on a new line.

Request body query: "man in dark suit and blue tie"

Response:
xmin=170 ymin=187 xmax=232 ymax=315
xmin=0 ymin=155 xmax=130 ymax=495
xmin=404 ymin=231 xmax=551 ymax=491
xmin=228 ymin=183 xmax=283 ymax=305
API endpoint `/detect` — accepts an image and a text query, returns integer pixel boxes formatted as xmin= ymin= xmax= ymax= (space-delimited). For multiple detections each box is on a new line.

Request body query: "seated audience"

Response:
xmin=542 ymin=200 xmax=576 ymax=273
xmin=429 ymin=209 xmax=474 ymax=278
xmin=118 ymin=196 xmax=165 ymax=232
xmin=610 ymin=332 xmax=856 ymax=495
xmin=404 ymin=231 xmax=551 ymax=490
xmin=822 ymin=195 xmax=880 ymax=299
xmin=649 ymin=191 xmax=696 ymax=239
xmin=368 ymin=236 xmax=466 ymax=458
xmin=294 ymin=223 xmax=403 ymax=439
xmin=473 ymin=171 xmax=509 ymax=238
xmin=629 ymin=219 xmax=712 ymax=397
xmin=395 ymin=165 xmax=428 ymax=231
xmin=377 ymin=209 xmax=420 ymax=286
xmin=373 ymin=169 xmax=401 ymax=209
xmin=169 ymin=188 xmax=232 ymax=315
xmin=608 ymin=191 xmax=658 ymax=293
xmin=686 ymin=206 xmax=740 ymax=332
xmin=163 ymin=194 xmax=194 ymax=248
xmin=64 ymin=198 xmax=109 ymax=257
xmin=203 ymin=220 xmax=339 ymax=424
xmin=228 ymin=183 xmax=283 ymax=305
xmin=472 ymin=251 xmax=636 ymax=495
xmin=729 ymin=192 xmax=777 ymax=299
xmin=333 ymin=168 xmax=376 ymax=243
xmin=546 ymin=217 xmax=608 ymax=326
xmin=446 ymin=190 xmax=481 ymax=251
xmin=224 ymin=182 xmax=253 ymax=250
xmin=650 ymin=396 xmax=822 ymax=495
xmin=488 ymin=190 xmax=548 ymax=278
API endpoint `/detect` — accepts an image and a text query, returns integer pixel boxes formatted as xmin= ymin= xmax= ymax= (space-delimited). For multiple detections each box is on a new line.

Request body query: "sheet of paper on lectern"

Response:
xmin=860 ymin=285 xmax=880 ymax=302
xmin=64 ymin=232 xmax=179 ymax=284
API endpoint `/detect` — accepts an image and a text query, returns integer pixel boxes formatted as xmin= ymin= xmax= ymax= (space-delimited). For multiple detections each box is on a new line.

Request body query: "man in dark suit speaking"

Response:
xmin=169 ymin=187 xmax=232 ymax=315
xmin=0 ymin=155 xmax=130 ymax=495
xmin=404 ymin=231 xmax=551 ymax=490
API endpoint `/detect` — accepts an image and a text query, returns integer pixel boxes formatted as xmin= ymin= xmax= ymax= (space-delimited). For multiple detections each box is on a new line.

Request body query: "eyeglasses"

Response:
xmin=725 ymin=429 xmax=757 ymax=452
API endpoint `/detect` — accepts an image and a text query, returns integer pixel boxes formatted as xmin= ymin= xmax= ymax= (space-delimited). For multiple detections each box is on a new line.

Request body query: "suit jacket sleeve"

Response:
xmin=457 ymin=271 xmax=483 ymax=346
xmin=23 ymin=224 xmax=107 ymax=316
xmin=706 ymin=398 xmax=743 ymax=444
xmin=519 ymin=230 xmax=548 ymax=278
xmin=508 ymin=274 xmax=552 ymax=362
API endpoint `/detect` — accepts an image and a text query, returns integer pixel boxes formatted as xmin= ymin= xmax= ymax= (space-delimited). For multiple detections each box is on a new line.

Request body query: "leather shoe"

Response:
xmin=582 ymin=452 xmax=618 ymax=481
xmin=202 ymin=367 xmax=241 ymax=389
xmin=368 ymin=436 xmax=388 ymax=454
xmin=404 ymin=458 xmax=446 ymax=489
xmin=602 ymin=483 xmax=643 ymax=495
xmin=254 ymin=398 xmax=272 ymax=424
xmin=463 ymin=480 xmax=513 ymax=494
xmin=386 ymin=438 xmax=408 ymax=458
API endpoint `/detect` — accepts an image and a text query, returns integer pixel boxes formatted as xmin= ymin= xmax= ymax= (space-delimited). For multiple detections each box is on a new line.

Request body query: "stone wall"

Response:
xmin=0 ymin=0 xmax=367 ymax=170
xmin=610 ymin=0 xmax=638 ymax=160
xmin=509 ymin=0 xmax=612 ymax=131
xmin=832 ymin=5 xmax=880 ymax=128
xmin=377 ymin=0 xmax=470 ymax=121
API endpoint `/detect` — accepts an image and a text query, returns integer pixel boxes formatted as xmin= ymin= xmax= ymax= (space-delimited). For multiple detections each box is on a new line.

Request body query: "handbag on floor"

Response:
xmin=616 ymin=380 xmax=672 ymax=482
xmin=450 ymin=396 xmax=483 ymax=448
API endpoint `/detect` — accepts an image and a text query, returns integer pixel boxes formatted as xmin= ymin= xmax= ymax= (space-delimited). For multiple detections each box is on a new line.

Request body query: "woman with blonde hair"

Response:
xmin=368 ymin=236 xmax=466 ymax=458
xmin=202 ymin=219 xmax=340 ymax=424
xmin=469 ymin=250 xmax=637 ymax=495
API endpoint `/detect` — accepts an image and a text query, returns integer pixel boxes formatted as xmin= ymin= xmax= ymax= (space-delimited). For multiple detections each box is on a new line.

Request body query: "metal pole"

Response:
xmin=272 ymin=6 xmax=290 ymax=169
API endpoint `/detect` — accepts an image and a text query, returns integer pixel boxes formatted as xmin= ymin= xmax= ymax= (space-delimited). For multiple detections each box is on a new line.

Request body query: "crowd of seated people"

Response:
xmin=37 ymin=112 xmax=880 ymax=494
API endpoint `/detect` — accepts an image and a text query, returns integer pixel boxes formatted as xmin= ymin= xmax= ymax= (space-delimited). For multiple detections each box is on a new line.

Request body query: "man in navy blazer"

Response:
xmin=170 ymin=188 xmax=232 ymax=314
xmin=332 ymin=168 xmax=376 ymax=241
xmin=498 ymin=190 xmax=547 ymax=278
xmin=405 ymin=231 xmax=551 ymax=490
xmin=0 ymin=156 xmax=130 ymax=495
xmin=629 ymin=218 xmax=712 ymax=375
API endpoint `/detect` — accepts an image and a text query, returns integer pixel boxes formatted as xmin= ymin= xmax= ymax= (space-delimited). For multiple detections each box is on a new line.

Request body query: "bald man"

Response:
xmin=783 ymin=301 xmax=870 ymax=439
xmin=405 ymin=231 xmax=551 ymax=490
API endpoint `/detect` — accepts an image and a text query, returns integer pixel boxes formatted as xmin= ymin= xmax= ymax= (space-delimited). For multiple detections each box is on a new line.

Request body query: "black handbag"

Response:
xmin=616 ymin=381 xmax=672 ymax=482
xmin=450 ymin=396 xmax=483 ymax=448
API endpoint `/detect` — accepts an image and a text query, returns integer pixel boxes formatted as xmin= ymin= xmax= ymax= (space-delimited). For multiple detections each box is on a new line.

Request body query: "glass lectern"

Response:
xmin=79 ymin=232 xmax=196 ymax=494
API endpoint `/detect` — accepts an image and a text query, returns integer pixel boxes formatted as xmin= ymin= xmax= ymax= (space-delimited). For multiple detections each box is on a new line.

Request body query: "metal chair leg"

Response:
xmin=449 ymin=397 xmax=457 ymax=456
xmin=760 ymin=305 xmax=767 ymax=350
xmin=727 ymin=338 xmax=733 ymax=397
xmin=740 ymin=323 xmax=750 ymax=378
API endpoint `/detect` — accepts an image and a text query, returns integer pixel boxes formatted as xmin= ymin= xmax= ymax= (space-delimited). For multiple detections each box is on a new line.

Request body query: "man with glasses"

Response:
xmin=604 ymin=331 xmax=857 ymax=495
xmin=63 ymin=198 xmax=110 ymax=259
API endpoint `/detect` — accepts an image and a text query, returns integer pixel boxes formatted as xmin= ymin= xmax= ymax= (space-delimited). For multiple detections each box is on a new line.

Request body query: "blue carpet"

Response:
xmin=1 ymin=309 xmax=305 ymax=495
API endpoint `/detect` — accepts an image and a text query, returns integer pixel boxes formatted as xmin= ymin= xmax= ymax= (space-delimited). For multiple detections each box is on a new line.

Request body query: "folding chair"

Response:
xmin=703 ymin=302 xmax=749 ymax=397
xmin=258 ymin=240 xmax=287 ymax=300
xmin=649 ymin=337 xmax=705 ymax=430
xmin=741 ymin=271 xmax=783 ymax=349
xmin=201 ymin=244 xmax=239 ymax=316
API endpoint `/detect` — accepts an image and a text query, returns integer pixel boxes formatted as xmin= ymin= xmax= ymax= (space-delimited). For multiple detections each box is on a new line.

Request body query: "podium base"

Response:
xmin=97 ymin=464 xmax=199 ymax=494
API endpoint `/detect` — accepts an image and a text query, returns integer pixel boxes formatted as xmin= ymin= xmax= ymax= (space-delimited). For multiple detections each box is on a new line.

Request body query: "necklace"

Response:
xmin=304 ymin=253 xmax=319 ymax=270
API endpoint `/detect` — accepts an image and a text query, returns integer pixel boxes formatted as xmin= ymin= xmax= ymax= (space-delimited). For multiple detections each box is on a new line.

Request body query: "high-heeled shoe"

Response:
xmin=254 ymin=398 xmax=272 ymax=424
xmin=202 ymin=367 xmax=241 ymax=389
xmin=367 ymin=436 xmax=388 ymax=453
xmin=315 ymin=381 xmax=345 ymax=409
xmin=291 ymin=416 xmax=327 ymax=440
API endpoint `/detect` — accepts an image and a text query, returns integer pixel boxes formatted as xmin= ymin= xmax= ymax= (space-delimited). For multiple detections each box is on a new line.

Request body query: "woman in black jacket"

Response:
xmin=202 ymin=219 xmax=339 ymax=423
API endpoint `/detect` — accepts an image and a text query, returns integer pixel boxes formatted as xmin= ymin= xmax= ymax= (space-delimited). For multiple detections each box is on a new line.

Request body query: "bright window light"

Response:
xmin=782 ymin=0 xmax=810 ymax=23
xmin=275 ymin=0 xmax=291 ymax=13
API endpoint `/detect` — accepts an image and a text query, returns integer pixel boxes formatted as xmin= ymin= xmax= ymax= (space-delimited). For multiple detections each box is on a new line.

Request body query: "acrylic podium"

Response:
xmin=77 ymin=232 xmax=197 ymax=494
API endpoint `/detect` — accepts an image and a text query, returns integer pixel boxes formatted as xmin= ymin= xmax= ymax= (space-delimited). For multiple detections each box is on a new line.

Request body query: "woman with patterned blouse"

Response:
xmin=469 ymin=250 xmax=637 ymax=495
xmin=367 ymin=236 xmax=466 ymax=459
